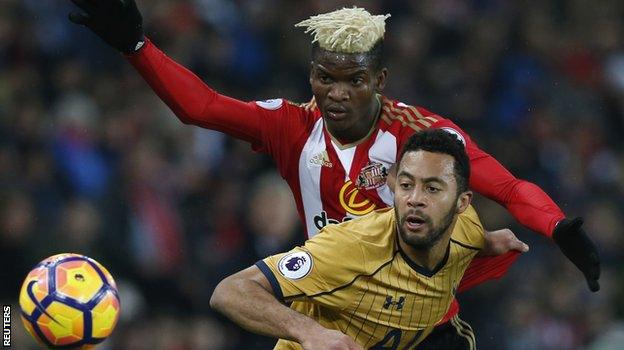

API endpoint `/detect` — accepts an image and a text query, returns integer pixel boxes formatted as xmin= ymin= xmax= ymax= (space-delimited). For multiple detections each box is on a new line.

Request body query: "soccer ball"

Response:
xmin=19 ymin=253 xmax=120 ymax=349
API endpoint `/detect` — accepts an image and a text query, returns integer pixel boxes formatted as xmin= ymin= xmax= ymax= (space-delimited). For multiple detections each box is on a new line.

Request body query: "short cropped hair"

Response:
xmin=398 ymin=129 xmax=470 ymax=194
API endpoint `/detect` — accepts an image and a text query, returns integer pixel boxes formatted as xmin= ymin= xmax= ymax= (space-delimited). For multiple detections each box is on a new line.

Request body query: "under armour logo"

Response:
xmin=383 ymin=296 xmax=405 ymax=310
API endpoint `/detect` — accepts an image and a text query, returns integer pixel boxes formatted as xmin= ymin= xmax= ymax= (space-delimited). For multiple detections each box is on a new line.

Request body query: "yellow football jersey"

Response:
xmin=256 ymin=205 xmax=485 ymax=349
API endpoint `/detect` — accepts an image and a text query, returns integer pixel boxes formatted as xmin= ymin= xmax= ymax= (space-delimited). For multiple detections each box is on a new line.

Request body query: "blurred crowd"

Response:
xmin=1 ymin=0 xmax=623 ymax=349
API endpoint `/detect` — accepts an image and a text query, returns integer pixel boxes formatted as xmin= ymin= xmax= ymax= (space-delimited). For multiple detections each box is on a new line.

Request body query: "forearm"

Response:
xmin=469 ymin=154 xmax=564 ymax=237
xmin=125 ymin=38 xmax=263 ymax=143
xmin=210 ymin=273 xmax=323 ymax=342
xmin=497 ymin=180 xmax=564 ymax=237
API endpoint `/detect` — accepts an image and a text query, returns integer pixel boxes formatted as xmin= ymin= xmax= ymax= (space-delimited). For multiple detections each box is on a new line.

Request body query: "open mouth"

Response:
xmin=405 ymin=215 xmax=427 ymax=230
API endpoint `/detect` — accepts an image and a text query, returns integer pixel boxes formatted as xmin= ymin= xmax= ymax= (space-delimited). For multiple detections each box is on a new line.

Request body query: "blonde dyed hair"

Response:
xmin=295 ymin=7 xmax=390 ymax=54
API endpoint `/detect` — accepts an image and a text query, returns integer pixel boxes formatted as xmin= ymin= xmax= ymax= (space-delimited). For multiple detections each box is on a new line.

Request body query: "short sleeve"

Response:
xmin=255 ymin=226 xmax=366 ymax=303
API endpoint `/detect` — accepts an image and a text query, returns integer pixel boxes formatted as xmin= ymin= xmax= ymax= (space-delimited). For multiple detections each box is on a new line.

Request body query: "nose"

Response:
xmin=327 ymin=82 xmax=349 ymax=102
xmin=407 ymin=188 xmax=427 ymax=208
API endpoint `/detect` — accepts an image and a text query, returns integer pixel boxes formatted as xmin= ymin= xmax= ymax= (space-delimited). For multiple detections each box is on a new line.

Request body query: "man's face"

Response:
xmin=393 ymin=150 xmax=470 ymax=250
xmin=310 ymin=49 xmax=386 ymax=140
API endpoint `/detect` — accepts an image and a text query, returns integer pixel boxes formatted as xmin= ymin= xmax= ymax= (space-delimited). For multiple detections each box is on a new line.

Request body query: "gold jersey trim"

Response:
xmin=379 ymin=99 xmax=440 ymax=131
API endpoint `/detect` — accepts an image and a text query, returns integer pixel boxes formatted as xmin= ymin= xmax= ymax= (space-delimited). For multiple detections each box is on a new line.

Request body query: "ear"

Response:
xmin=386 ymin=164 xmax=397 ymax=194
xmin=455 ymin=191 xmax=473 ymax=214
xmin=375 ymin=68 xmax=388 ymax=92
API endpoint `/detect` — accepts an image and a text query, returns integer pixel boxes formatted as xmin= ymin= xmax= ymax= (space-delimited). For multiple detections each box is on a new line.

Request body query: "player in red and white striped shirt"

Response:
xmin=69 ymin=2 xmax=601 ymax=348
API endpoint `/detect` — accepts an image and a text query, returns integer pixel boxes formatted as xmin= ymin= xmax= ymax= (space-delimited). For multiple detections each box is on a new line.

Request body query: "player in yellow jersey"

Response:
xmin=211 ymin=129 xmax=500 ymax=349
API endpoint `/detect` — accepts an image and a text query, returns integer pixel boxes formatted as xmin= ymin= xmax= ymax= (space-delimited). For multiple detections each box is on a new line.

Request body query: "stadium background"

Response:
xmin=1 ymin=0 xmax=622 ymax=349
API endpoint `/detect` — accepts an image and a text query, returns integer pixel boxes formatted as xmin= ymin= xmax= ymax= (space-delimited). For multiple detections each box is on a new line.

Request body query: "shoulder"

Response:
xmin=306 ymin=208 xmax=396 ymax=270
xmin=329 ymin=209 xmax=397 ymax=263
xmin=251 ymin=97 xmax=322 ymax=136
xmin=378 ymin=96 xmax=448 ymax=132
xmin=253 ymin=97 xmax=320 ymax=118
xmin=451 ymin=205 xmax=485 ymax=250
xmin=316 ymin=209 xmax=394 ymax=242
xmin=289 ymin=97 xmax=319 ymax=113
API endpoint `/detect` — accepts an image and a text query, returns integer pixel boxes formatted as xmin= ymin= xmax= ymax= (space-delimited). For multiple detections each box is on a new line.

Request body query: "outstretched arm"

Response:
xmin=124 ymin=39 xmax=265 ymax=143
xmin=467 ymin=146 xmax=600 ymax=291
xmin=67 ymin=0 xmax=281 ymax=146
xmin=210 ymin=266 xmax=363 ymax=350
xmin=432 ymin=120 xmax=601 ymax=292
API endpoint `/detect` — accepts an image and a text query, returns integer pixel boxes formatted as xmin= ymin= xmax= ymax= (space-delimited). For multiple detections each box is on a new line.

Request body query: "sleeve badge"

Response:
xmin=277 ymin=251 xmax=313 ymax=280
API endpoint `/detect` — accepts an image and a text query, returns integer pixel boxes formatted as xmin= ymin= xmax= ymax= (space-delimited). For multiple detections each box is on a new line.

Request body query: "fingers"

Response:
xmin=568 ymin=217 xmax=584 ymax=232
xmin=124 ymin=0 xmax=140 ymax=13
xmin=71 ymin=0 xmax=125 ymax=15
xmin=587 ymin=278 xmax=600 ymax=292
xmin=553 ymin=217 xmax=601 ymax=293
xmin=68 ymin=11 xmax=91 ymax=25
xmin=70 ymin=0 xmax=96 ymax=13
xmin=501 ymin=229 xmax=529 ymax=253
xmin=560 ymin=217 xmax=583 ymax=233
xmin=579 ymin=223 xmax=600 ymax=292
xmin=585 ymin=251 xmax=601 ymax=292
xmin=514 ymin=239 xmax=530 ymax=253
xmin=586 ymin=250 xmax=601 ymax=277
xmin=69 ymin=0 xmax=96 ymax=26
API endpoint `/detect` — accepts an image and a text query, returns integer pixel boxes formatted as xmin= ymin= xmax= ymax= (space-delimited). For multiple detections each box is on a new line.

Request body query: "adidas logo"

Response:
xmin=310 ymin=150 xmax=333 ymax=168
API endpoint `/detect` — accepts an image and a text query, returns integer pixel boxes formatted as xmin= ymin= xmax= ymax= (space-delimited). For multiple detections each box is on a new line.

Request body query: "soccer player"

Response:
xmin=67 ymin=1 xmax=601 ymax=348
xmin=211 ymin=129 xmax=494 ymax=349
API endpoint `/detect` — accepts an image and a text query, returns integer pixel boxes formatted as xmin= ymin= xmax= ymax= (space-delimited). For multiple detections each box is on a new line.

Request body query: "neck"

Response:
xmin=397 ymin=222 xmax=455 ymax=271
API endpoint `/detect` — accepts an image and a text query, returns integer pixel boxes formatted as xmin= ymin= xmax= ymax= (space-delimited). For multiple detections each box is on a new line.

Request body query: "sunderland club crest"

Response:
xmin=356 ymin=161 xmax=388 ymax=190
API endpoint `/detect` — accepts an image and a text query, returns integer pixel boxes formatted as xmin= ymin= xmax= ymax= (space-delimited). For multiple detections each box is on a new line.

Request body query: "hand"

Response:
xmin=300 ymin=328 xmax=363 ymax=350
xmin=553 ymin=217 xmax=601 ymax=292
xmin=481 ymin=228 xmax=529 ymax=256
xmin=68 ymin=0 xmax=144 ymax=53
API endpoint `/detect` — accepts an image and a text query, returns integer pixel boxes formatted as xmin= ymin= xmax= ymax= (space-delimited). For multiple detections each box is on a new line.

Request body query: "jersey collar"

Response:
xmin=396 ymin=229 xmax=451 ymax=278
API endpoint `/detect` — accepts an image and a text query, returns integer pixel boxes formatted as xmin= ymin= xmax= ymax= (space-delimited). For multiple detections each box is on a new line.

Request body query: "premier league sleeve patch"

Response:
xmin=440 ymin=127 xmax=466 ymax=147
xmin=277 ymin=251 xmax=313 ymax=280
xmin=255 ymin=98 xmax=284 ymax=110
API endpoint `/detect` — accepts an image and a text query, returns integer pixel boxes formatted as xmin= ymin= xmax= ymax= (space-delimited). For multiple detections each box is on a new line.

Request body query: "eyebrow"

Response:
xmin=397 ymin=171 xmax=446 ymax=184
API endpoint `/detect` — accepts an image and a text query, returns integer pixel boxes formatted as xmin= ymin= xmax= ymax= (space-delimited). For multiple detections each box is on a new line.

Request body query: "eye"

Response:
xmin=426 ymin=186 xmax=440 ymax=193
xmin=351 ymin=77 xmax=365 ymax=85
xmin=400 ymin=183 xmax=412 ymax=190
xmin=318 ymin=75 xmax=332 ymax=84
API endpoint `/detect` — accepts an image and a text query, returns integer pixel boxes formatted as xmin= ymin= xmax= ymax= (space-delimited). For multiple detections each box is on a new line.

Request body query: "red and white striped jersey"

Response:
xmin=129 ymin=38 xmax=565 ymax=241
xmin=252 ymin=95 xmax=465 ymax=238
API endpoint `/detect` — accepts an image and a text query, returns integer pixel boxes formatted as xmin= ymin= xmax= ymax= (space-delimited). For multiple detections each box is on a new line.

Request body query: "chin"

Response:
xmin=402 ymin=230 xmax=434 ymax=250
xmin=406 ymin=237 xmax=435 ymax=250
xmin=325 ymin=118 xmax=350 ymax=132
xmin=402 ymin=223 xmax=448 ymax=250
